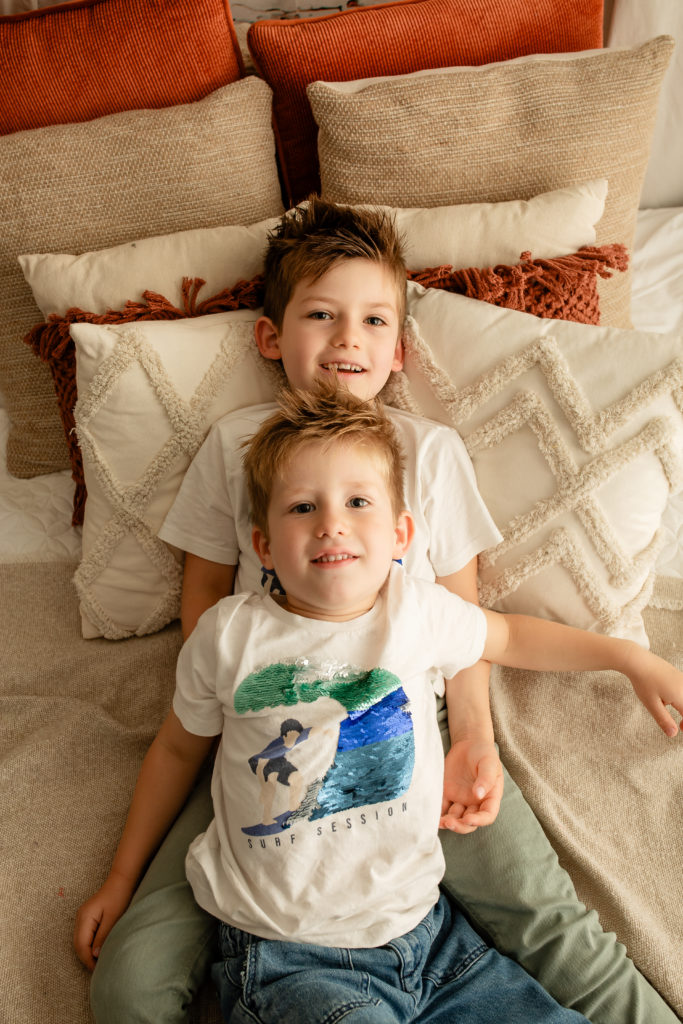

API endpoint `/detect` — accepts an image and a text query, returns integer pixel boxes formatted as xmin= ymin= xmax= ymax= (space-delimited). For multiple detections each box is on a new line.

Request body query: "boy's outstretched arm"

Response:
xmin=73 ymin=710 xmax=217 ymax=971
xmin=482 ymin=611 xmax=683 ymax=738
xmin=437 ymin=559 xmax=503 ymax=834
xmin=180 ymin=553 xmax=236 ymax=639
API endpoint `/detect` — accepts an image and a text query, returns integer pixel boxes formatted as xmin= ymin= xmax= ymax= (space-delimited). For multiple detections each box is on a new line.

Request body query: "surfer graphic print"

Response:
xmin=174 ymin=565 xmax=487 ymax=948
xmin=237 ymin=662 xmax=415 ymax=837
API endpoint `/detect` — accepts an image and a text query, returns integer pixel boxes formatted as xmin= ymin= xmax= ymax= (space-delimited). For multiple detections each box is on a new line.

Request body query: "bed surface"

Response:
xmin=1 ymin=1 xmax=682 ymax=1021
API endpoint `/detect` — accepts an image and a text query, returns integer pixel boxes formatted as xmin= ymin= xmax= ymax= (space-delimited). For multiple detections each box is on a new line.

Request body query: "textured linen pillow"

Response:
xmin=71 ymin=312 xmax=277 ymax=639
xmin=397 ymin=283 xmax=683 ymax=644
xmin=247 ymin=0 xmax=604 ymax=205
xmin=309 ymin=36 xmax=675 ymax=329
xmin=0 ymin=0 xmax=244 ymax=135
xmin=20 ymin=181 xmax=607 ymax=518
xmin=0 ymin=76 xmax=283 ymax=480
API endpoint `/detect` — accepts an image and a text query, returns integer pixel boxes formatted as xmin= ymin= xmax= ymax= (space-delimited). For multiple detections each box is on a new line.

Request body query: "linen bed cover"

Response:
xmin=0 ymin=207 xmax=682 ymax=1024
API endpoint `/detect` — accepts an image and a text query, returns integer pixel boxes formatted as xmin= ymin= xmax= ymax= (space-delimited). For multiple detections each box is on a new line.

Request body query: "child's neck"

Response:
xmin=274 ymin=594 xmax=379 ymax=622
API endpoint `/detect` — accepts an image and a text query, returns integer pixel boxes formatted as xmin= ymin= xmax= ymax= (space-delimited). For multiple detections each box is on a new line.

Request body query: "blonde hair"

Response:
xmin=262 ymin=196 xmax=407 ymax=330
xmin=243 ymin=380 xmax=406 ymax=536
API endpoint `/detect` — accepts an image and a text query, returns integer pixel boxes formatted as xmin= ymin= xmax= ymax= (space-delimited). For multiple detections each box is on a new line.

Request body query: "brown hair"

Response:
xmin=262 ymin=196 xmax=407 ymax=330
xmin=243 ymin=379 xmax=406 ymax=536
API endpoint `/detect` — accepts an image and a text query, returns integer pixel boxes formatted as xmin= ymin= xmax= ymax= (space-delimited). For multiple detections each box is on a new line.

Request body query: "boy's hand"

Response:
xmin=73 ymin=872 xmax=135 ymax=972
xmin=440 ymin=739 xmax=503 ymax=834
xmin=626 ymin=646 xmax=683 ymax=738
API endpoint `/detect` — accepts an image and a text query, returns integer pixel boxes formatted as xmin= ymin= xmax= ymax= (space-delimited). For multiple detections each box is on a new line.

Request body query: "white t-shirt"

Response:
xmin=174 ymin=563 xmax=487 ymax=949
xmin=159 ymin=404 xmax=502 ymax=596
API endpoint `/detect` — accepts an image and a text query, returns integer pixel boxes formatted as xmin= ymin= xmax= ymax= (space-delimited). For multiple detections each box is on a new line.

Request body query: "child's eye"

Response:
xmin=366 ymin=315 xmax=386 ymax=327
xmin=348 ymin=497 xmax=370 ymax=508
xmin=291 ymin=502 xmax=315 ymax=514
xmin=308 ymin=311 xmax=331 ymax=321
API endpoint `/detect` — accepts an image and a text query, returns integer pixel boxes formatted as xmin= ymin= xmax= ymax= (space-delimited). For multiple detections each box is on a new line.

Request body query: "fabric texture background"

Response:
xmin=0 ymin=77 xmax=283 ymax=481
xmin=0 ymin=0 xmax=244 ymax=135
xmin=310 ymin=36 xmax=674 ymax=329
xmin=246 ymin=0 xmax=604 ymax=205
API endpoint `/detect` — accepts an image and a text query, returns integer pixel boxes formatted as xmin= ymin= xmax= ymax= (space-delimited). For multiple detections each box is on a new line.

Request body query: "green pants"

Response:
xmin=90 ymin=760 xmax=677 ymax=1024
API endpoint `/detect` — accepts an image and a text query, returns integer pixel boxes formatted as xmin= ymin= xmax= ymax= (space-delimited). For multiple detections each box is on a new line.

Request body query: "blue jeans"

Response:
xmin=90 ymin=760 xmax=679 ymax=1024
xmin=212 ymin=893 xmax=588 ymax=1024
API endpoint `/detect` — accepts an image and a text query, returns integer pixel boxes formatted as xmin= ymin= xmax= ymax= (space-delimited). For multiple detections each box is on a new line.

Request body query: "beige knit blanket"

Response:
xmin=1 ymin=562 xmax=681 ymax=1023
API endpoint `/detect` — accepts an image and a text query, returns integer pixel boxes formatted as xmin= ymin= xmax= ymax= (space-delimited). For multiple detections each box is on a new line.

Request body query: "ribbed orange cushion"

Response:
xmin=248 ymin=0 xmax=604 ymax=206
xmin=0 ymin=0 xmax=244 ymax=136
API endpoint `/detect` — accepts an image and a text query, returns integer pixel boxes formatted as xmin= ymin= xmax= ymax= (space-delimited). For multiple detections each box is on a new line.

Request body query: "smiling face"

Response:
xmin=252 ymin=439 xmax=413 ymax=622
xmin=254 ymin=258 xmax=405 ymax=400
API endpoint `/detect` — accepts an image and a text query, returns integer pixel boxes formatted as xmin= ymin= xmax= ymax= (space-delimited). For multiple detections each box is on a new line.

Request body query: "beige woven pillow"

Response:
xmin=309 ymin=37 xmax=674 ymax=330
xmin=0 ymin=77 xmax=283 ymax=480
xmin=397 ymin=283 xmax=683 ymax=644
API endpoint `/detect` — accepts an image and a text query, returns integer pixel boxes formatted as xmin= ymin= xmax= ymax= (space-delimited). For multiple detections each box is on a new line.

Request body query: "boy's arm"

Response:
xmin=482 ymin=611 xmax=683 ymax=738
xmin=181 ymin=553 xmax=236 ymax=639
xmin=436 ymin=558 xmax=503 ymax=834
xmin=73 ymin=709 xmax=217 ymax=971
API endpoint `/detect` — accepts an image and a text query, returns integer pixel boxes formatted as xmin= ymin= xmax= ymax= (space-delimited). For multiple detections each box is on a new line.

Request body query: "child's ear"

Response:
xmin=393 ymin=510 xmax=414 ymax=559
xmin=254 ymin=316 xmax=283 ymax=361
xmin=391 ymin=332 xmax=405 ymax=372
xmin=252 ymin=526 xmax=274 ymax=569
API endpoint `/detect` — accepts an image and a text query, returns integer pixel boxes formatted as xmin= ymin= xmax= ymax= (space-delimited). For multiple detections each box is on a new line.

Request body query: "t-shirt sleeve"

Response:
xmin=421 ymin=580 xmax=488 ymax=682
xmin=159 ymin=421 xmax=240 ymax=565
xmin=420 ymin=423 xmax=502 ymax=578
xmin=173 ymin=604 xmax=225 ymax=737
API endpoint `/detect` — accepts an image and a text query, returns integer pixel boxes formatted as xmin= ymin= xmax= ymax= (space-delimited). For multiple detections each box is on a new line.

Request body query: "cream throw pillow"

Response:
xmin=21 ymin=181 xmax=607 ymax=320
xmin=72 ymin=312 xmax=275 ymax=640
xmin=0 ymin=76 xmax=283 ymax=480
xmin=308 ymin=37 xmax=674 ymax=330
xmin=397 ymin=284 xmax=683 ymax=644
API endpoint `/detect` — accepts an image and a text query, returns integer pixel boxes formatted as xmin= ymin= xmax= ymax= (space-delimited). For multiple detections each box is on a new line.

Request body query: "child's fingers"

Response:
xmin=647 ymin=697 xmax=681 ymax=738
xmin=440 ymin=796 xmax=466 ymax=821
xmin=459 ymin=795 xmax=500 ymax=828
xmin=73 ymin=905 xmax=103 ymax=971
xmin=440 ymin=808 xmax=478 ymax=834
xmin=440 ymin=798 xmax=501 ymax=833
xmin=471 ymin=753 xmax=502 ymax=801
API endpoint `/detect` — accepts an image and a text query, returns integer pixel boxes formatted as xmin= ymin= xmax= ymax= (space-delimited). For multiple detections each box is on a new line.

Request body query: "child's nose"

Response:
xmin=316 ymin=507 xmax=347 ymax=536
xmin=332 ymin=319 xmax=358 ymax=348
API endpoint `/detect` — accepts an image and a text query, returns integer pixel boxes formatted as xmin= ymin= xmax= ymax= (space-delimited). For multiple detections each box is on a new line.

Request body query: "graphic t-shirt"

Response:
xmin=159 ymin=403 xmax=502 ymax=595
xmin=174 ymin=564 xmax=487 ymax=948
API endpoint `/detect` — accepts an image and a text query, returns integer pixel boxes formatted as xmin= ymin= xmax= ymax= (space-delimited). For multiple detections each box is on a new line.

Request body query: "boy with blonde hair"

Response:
xmin=80 ymin=199 xmax=682 ymax=1024
xmin=76 ymin=384 xmax=683 ymax=1022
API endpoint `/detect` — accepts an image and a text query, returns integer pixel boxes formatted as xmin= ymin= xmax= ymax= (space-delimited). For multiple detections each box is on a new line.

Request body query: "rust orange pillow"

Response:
xmin=247 ymin=0 xmax=604 ymax=205
xmin=25 ymin=243 xmax=626 ymax=526
xmin=0 ymin=0 xmax=244 ymax=135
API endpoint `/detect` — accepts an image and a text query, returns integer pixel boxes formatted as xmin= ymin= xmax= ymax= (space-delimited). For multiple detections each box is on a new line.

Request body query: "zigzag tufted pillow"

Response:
xmin=398 ymin=284 xmax=683 ymax=645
